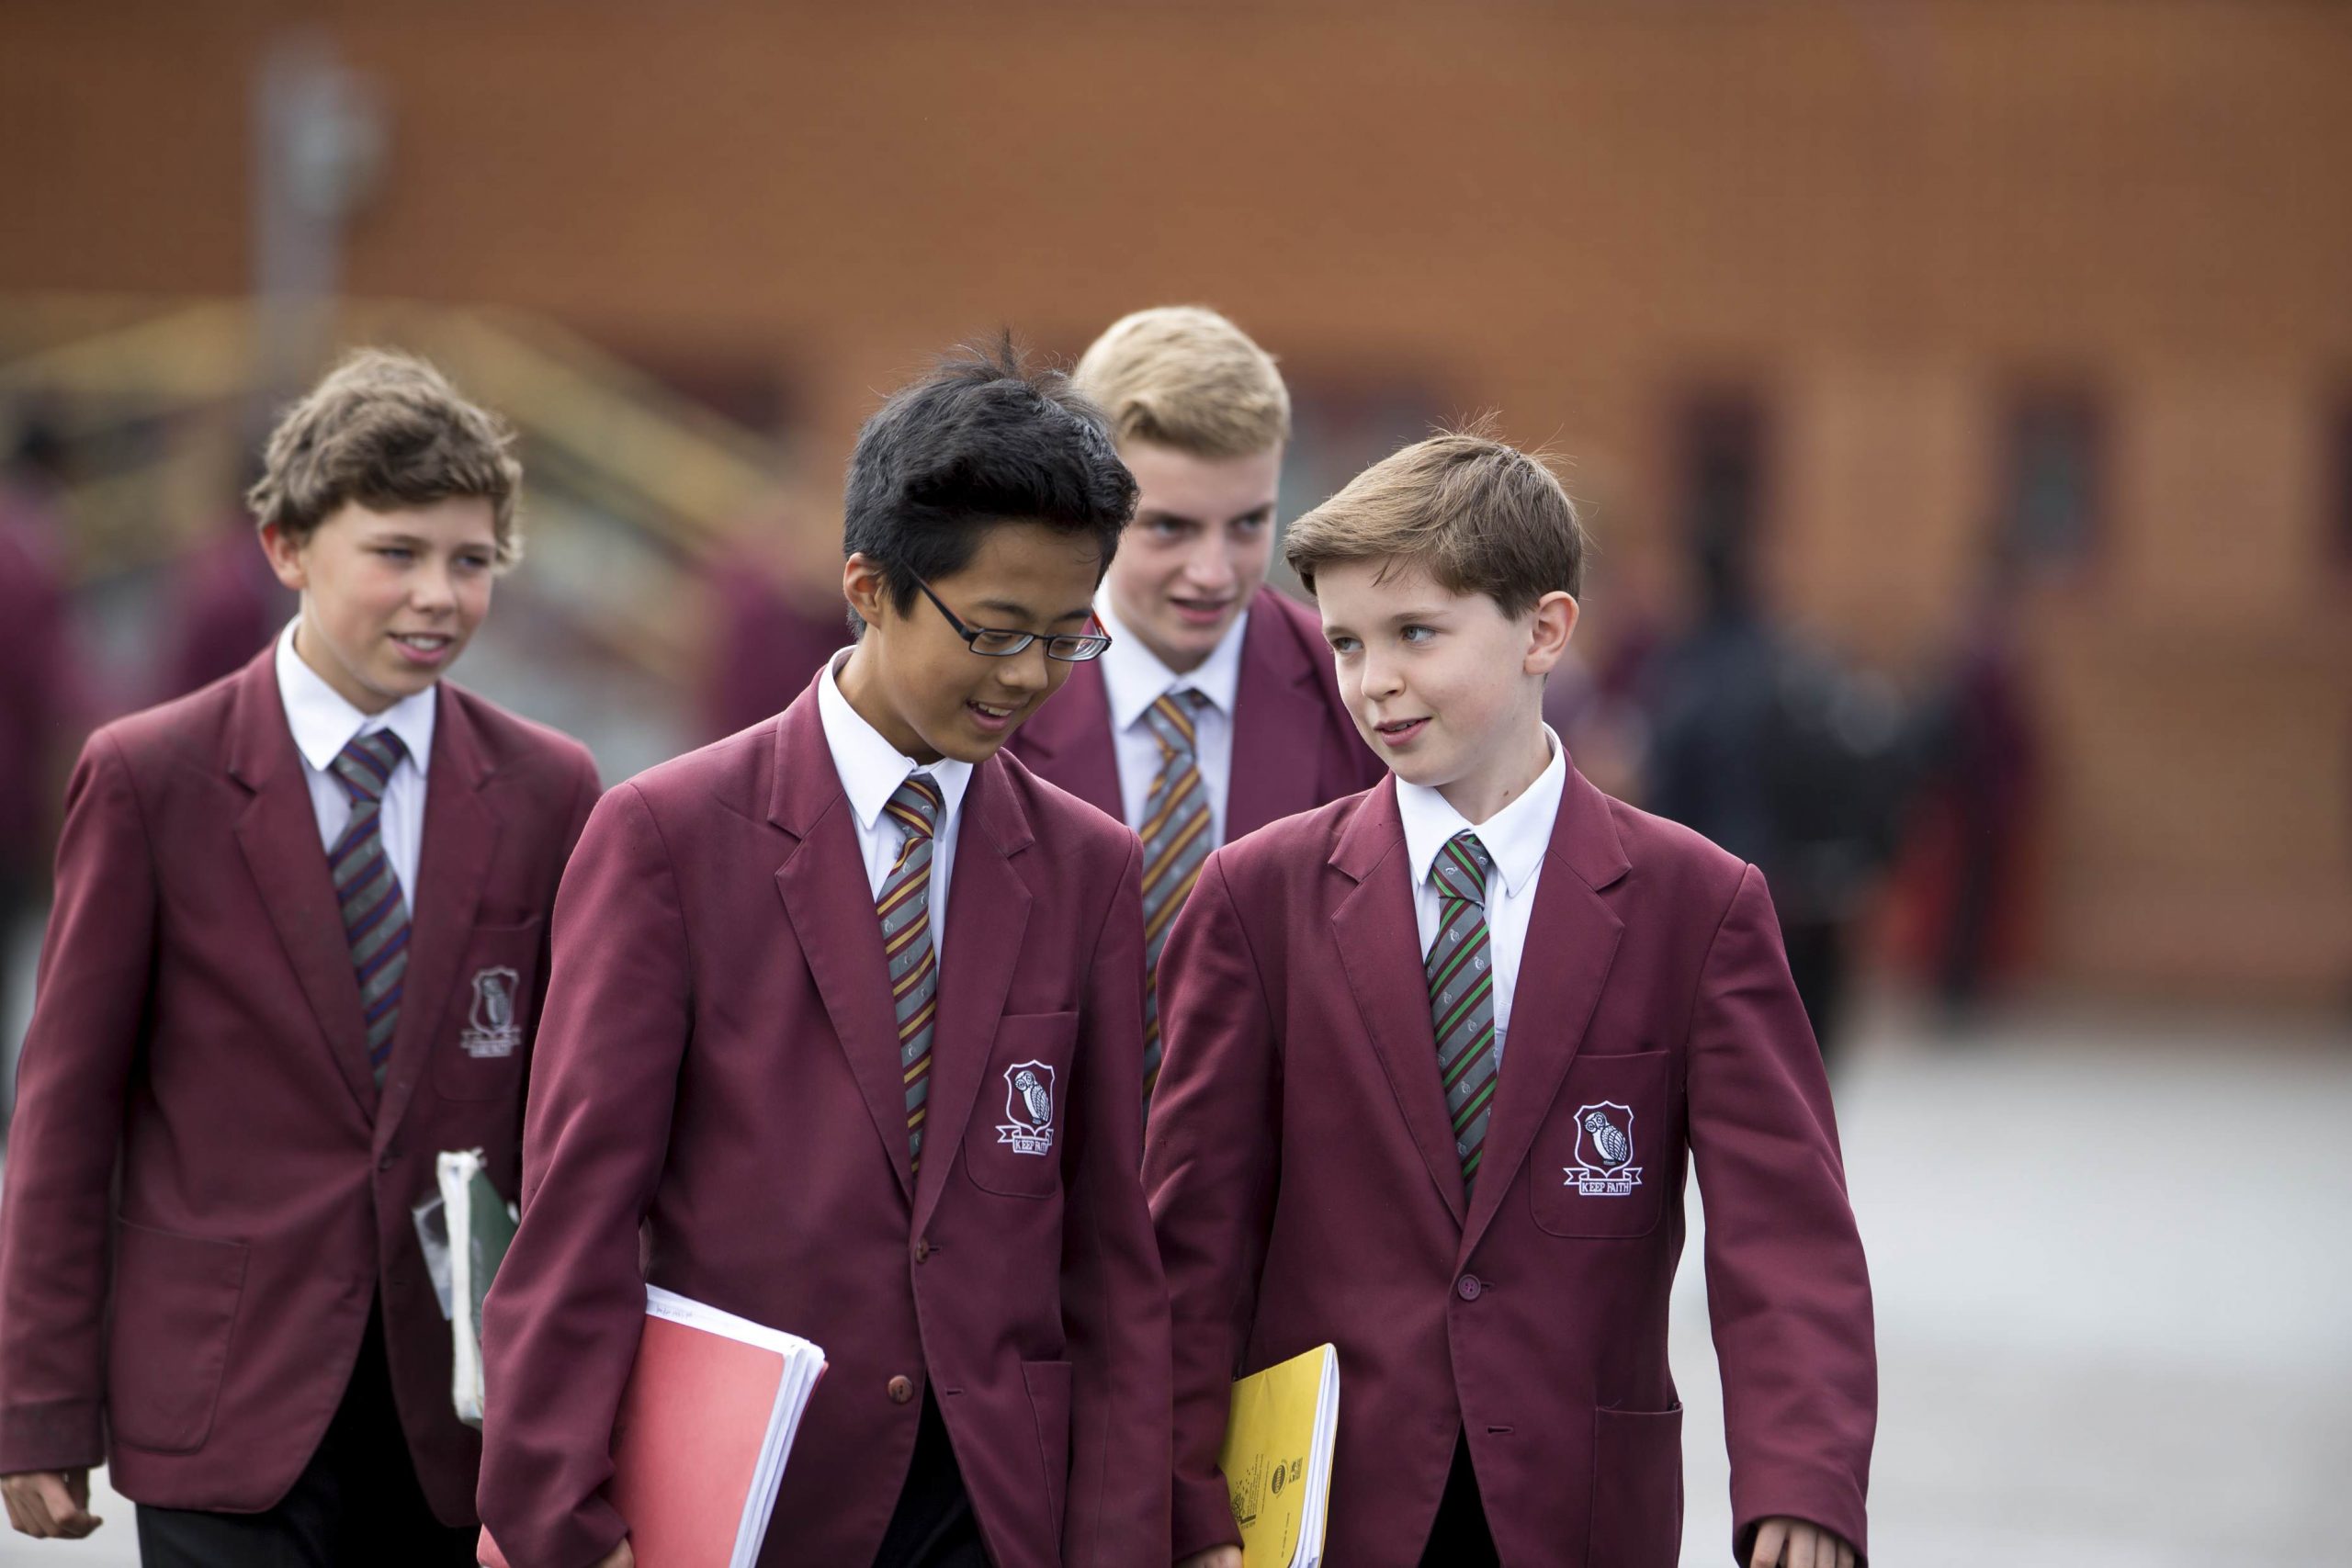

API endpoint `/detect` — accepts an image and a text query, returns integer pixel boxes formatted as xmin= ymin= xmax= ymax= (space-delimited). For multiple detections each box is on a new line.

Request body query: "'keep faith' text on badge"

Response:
xmin=1564 ymin=1100 xmax=1643 ymax=1197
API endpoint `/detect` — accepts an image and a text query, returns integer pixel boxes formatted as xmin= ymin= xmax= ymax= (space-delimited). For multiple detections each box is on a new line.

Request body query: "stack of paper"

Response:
xmin=1218 ymin=1343 xmax=1340 ymax=1568
xmin=479 ymin=1285 xmax=828 ymax=1568
xmin=438 ymin=1148 xmax=518 ymax=1427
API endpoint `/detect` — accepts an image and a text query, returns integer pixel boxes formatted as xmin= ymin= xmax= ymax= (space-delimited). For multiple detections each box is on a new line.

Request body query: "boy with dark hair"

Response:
xmin=1012 ymin=305 xmax=1380 ymax=1101
xmin=1148 ymin=431 xmax=1875 ymax=1568
xmin=479 ymin=342 xmax=1171 ymax=1568
xmin=0 ymin=349 xmax=603 ymax=1564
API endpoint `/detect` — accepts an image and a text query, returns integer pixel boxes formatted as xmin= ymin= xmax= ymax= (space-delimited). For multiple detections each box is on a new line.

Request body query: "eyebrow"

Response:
xmin=1138 ymin=504 xmax=1275 ymax=528
xmin=970 ymin=598 xmax=1095 ymax=626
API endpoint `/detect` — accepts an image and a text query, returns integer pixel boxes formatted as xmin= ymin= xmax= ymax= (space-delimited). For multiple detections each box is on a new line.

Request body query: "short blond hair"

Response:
xmin=1071 ymin=305 xmax=1291 ymax=459
xmin=1284 ymin=429 xmax=1586 ymax=615
xmin=247 ymin=349 xmax=526 ymax=567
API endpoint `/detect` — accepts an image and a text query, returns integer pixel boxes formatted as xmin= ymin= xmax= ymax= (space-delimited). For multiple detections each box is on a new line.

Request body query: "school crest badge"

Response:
xmin=1565 ymin=1100 xmax=1642 ymax=1197
xmin=996 ymin=1061 xmax=1056 ymax=1156
xmin=460 ymin=966 xmax=523 ymax=1059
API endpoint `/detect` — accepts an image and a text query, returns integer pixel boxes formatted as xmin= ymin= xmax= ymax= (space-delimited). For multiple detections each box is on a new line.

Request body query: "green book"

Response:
xmin=438 ymin=1149 xmax=519 ymax=1427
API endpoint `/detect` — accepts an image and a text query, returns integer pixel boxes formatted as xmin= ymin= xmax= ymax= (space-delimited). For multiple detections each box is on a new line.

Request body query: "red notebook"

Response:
xmin=479 ymin=1286 xmax=827 ymax=1568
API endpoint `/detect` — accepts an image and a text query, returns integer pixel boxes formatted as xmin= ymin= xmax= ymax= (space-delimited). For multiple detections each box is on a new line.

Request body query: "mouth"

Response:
xmin=965 ymin=696 xmax=1024 ymax=735
xmin=1371 ymin=715 xmax=1431 ymax=748
xmin=389 ymin=632 xmax=455 ymax=667
xmin=1168 ymin=594 xmax=1233 ymax=629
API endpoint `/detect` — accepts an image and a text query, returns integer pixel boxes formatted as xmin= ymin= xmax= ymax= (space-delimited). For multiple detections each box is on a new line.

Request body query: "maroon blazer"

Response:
xmin=0 ymin=649 xmax=601 ymax=1522
xmin=477 ymin=674 xmax=1171 ymax=1568
xmin=1146 ymin=771 xmax=1875 ymax=1568
xmin=1009 ymin=584 xmax=1383 ymax=840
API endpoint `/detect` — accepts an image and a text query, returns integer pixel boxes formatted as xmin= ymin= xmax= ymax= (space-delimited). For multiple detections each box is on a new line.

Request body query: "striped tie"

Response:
xmin=1139 ymin=690 xmax=1214 ymax=1105
xmin=879 ymin=773 xmax=944 ymax=1172
xmin=1428 ymin=831 xmax=1499 ymax=1191
xmin=330 ymin=730 xmax=411 ymax=1088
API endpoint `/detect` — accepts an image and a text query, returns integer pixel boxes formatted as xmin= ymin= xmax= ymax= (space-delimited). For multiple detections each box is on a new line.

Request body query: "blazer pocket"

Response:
xmin=105 ymin=1221 xmax=249 ymax=1453
xmin=1531 ymin=1051 xmax=1671 ymax=1239
xmin=430 ymin=918 xmax=542 ymax=1101
xmin=1023 ymin=1358 xmax=1074 ymax=1544
xmin=964 ymin=1011 xmax=1079 ymax=1200
xmin=1586 ymin=1404 xmax=1684 ymax=1568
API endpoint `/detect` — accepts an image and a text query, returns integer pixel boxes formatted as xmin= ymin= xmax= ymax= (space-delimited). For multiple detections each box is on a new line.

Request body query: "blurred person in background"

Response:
xmin=0 ymin=416 xmax=82 ymax=1129
xmin=699 ymin=507 xmax=853 ymax=741
xmin=1010 ymin=306 xmax=1381 ymax=1102
xmin=158 ymin=455 xmax=298 ymax=702
xmin=0 ymin=352 xmax=600 ymax=1565
xmin=1643 ymin=533 xmax=1918 ymax=1066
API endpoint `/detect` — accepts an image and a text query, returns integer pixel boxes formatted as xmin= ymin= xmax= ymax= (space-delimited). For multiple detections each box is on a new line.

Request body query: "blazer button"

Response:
xmin=913 ymin=1238 xmax=931 ymax=1264
xmin=1455 ymin=1274 xmax=1483 ymax=1302
xmin=887 ymin=1375 xmax=915 ymax=1404
xmin=377 ymin=1152 xmax=397 ymax=1173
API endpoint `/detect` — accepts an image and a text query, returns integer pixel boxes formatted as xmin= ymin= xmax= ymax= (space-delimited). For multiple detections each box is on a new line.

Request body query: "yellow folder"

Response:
xmin=1218 ymin=1343 xmax=1339 ymax=1568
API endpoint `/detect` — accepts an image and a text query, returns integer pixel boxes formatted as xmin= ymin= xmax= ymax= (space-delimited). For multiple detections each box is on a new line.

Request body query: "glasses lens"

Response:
xmin=968 ymin=628 xmax=1034 ymax=656
xmin=1046 ymin=634 xmax=1113 ymax=662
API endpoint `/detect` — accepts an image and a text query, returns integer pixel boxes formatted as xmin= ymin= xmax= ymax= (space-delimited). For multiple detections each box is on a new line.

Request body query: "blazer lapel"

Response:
xmin=769 ymin=686 xmax=919 ymax=1205
xmin=1225 ymin=606 xmax=1327 ymax=841
xmin=912 ymin=759 xmax=1033 ymax=1235
xmin=225 ymin=653 xmax=378 ymax=1118
xmin=376 ymin=688 xmax=499 ymax=1147
xmin=1459 ymin=766 xmax=1631 ymax=1260
xmin=1013 ymin=661 xmax=1123 ymax=821
xmin=1331 ymin=781 xmax=1467 ymax=1227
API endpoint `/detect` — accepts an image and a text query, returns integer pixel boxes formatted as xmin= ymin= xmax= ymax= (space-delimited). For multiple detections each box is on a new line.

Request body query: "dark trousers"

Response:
xmin=871 ymin=1389 xmax=989 ymax=1568
xmin=1418 ymin=1431 xmax=1500 ymax=1567
xmin=135 ymin=1304 xmax=472 ymax=1568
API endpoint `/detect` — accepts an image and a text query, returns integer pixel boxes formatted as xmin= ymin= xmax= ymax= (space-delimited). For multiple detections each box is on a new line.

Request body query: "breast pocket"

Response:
xmin=1530 ymin=1051 xmax=1672 ymax=1239
xmin=964 ymin=1011 xmax=1079 ymax=1200
xmin=430 ymin=918 xmax=541 ymax=1101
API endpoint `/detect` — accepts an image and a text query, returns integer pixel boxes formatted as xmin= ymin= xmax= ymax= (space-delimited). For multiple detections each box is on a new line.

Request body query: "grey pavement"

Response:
xmin=1 ymin=962 xmax=2346 ymax=1564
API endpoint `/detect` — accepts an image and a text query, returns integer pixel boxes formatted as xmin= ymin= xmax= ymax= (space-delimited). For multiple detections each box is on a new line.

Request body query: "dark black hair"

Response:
xmin=842 ymin=336 xmax=1136 ymax=626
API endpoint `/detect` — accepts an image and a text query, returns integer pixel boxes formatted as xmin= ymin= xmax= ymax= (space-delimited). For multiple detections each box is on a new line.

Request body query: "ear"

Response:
xmin=841 ymin=552 xmax=892 ymax=633
xmin=1522 ymin=591 xmax=1579 ymax=676
xmin=259 ymin=523 xmax=309 ymax=592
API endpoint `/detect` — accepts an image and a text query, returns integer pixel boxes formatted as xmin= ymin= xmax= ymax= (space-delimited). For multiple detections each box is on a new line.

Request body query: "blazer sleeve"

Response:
xmin=1143 ymin=852 xmax=1283 ymax=1560
xmin=1057 ymin=832 xmax=1173 ymax=1562
xmin=479 ymin=783 xmax=689 ymax=1568
xmin=1686 ymin=863 xmax=1876 ymax=1564
xmin=0 ymin=733 xmax=158 ymax=1473
xmin=519 ymin=750 xmax=603 ymax=1135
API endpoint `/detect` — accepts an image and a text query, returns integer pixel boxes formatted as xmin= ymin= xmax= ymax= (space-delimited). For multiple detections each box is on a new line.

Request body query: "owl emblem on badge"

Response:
xmin=1566 ymin=1100 xmax=1643 ymax=1196
xmin=996 ymin=1061 xmax=1056 ymax=1156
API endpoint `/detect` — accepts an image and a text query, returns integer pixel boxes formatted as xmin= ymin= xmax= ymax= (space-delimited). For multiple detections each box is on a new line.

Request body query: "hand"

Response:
xmin=1 ymin=1469 xmax=103 ymax=1539
xmin=1751 ymin=1516 xmax=1854 ymax=1568
xmin=1175 ymin=1549 xmax=1242 ymax=1568
xmin=592 ymin=1542 xmax=635 ymax=1568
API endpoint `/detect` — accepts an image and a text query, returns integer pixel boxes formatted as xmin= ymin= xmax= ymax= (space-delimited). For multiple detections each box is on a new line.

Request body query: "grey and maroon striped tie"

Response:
xmin=330 ymin=731 xmax=411 ymax=1087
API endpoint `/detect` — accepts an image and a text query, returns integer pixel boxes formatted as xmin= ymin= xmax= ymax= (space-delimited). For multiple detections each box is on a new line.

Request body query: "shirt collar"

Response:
xmin=274 ymin=618 xmax=437 ymax=779
xmin=1395 ymin=726 xmax=1567 ymax=902
xmin=816 ymin=649 xmax=975 ymax=837
xmin=1094 ymin=592 xmax=1250 ymax=733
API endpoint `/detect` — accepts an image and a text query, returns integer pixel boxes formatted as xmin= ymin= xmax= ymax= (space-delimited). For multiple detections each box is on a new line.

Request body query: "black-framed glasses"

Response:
xmin=914 ymin=579 xmax=1113 ymax=662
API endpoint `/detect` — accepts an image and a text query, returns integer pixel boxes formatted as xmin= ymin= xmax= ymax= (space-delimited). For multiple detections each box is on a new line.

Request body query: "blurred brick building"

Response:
xmin=3 ymin=0 xmax=2348 ymax=1000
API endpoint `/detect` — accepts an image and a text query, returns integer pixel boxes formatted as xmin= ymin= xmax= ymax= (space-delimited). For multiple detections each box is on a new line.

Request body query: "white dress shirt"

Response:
xmin=817 ymin=650 xmax=974 ymax=956
xmin=1095 ymin=595 xmax=1248 ymax=846
xmin=275 ymin=618 xmax=435 ymax=900
xmin=1394 ymin=727 xmax=1568 ymax=1067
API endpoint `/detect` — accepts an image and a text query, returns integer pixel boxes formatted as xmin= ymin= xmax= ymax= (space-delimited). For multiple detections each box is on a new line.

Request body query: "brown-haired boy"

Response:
xmin=0 ymin=350 xmax=601 ymax=1564
xmin=1147 ymin=432 xmax=1876 ymax=1567
xmin=1011 ymin=306 xmax=1378 ymax=1100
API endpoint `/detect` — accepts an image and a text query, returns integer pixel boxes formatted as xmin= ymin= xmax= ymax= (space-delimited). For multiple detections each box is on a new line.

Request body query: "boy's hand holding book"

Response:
xmin=1174 ymin=1550 xmax=1241 ymax=1568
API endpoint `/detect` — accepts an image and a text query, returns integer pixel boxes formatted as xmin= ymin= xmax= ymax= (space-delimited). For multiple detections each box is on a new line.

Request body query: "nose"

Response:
xmin=1182 ymin=532 xmax=1236 ymax=593
xmin=993 ymin=639 xmax=1052 ymax=694
xmin=1359 ymin=648 xmax=1404 ymax=703
xmin=410 ymin=559 xmax=457 ymax=616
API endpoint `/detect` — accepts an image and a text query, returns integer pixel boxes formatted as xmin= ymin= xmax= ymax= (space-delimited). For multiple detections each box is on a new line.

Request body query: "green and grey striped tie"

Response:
xmin=1428 ymin=831 xmax=1499 ymax=1190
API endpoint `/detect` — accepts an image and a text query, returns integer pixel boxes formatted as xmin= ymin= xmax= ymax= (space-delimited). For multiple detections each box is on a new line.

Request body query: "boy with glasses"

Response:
xmin=479 ymin=343 xmax=1170 ymax=1568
